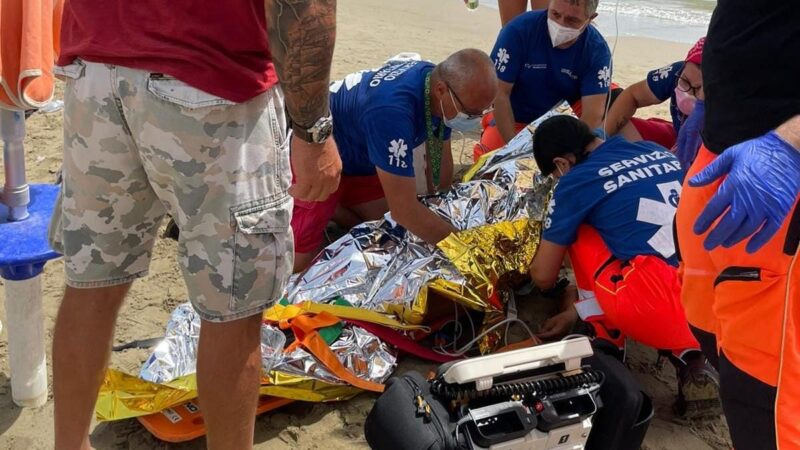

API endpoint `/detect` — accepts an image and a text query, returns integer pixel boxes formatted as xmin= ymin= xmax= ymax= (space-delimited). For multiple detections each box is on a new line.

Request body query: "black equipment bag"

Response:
xmin=365 ymin=371 xmax=456 ymax=450
xmin=585 ymin=341 xmax=654 ymax=450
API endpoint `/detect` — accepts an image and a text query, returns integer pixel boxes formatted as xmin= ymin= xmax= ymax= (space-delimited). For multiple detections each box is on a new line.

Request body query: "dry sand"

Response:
xmin=0 ymin=0 xmax=729 ymax=448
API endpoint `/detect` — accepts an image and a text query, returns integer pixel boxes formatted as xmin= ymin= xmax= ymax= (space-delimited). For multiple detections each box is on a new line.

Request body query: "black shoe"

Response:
xmin=673 ymin=350 xmax=722 ymax=420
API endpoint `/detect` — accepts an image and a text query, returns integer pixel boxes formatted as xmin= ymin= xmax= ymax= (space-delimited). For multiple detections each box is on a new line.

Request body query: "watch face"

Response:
xmin=312 ymin=117 xmax=333 ymax=143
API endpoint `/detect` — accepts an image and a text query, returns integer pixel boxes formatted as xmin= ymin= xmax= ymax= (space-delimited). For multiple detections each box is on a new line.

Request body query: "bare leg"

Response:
xmin=531 ymin=0 xmax=549 ymax=10
xmin=499 ymin=0 xmax=528 ymax=25
xmin=54 ymin=284 xmax=130 ymax=450
xmin=197 ymin=314 xmax=263 ymax=450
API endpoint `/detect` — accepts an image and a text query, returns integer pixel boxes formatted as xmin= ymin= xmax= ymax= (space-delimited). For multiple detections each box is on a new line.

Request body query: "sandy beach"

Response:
xmin=0 ymin=0 xmax=728 ymax=448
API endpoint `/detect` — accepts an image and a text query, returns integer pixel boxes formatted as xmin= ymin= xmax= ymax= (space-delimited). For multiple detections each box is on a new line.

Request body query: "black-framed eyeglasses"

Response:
xmin=677 ymin=76 xmax=702 ymax=97
xmin=445 ymin=81 xmax=491 ymax=119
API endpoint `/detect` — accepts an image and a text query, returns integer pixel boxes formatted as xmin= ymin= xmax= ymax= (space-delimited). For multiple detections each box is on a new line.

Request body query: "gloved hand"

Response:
xmin=674 ymin=99 xmax=704 ymax=169
xmin=690 ymin=131 xmax=800 ymax=253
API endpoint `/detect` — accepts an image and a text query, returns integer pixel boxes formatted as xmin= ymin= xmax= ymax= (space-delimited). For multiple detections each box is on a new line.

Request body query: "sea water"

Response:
xmin=481 ymin=0 xmax=713 ymax=44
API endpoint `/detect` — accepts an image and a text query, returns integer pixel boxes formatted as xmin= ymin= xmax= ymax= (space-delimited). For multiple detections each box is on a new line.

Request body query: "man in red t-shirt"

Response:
xmin=47 ymin=2 xmax=341 ymax=449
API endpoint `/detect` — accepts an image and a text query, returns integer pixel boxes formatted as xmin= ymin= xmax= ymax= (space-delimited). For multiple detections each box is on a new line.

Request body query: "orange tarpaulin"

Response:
xmin=0 ymin=0 xmax=63 ymax=110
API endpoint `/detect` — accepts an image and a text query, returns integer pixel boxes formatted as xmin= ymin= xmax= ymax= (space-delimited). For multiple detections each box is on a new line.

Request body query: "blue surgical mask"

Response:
xmin=441 ymin=90 xmax=482 ymax=132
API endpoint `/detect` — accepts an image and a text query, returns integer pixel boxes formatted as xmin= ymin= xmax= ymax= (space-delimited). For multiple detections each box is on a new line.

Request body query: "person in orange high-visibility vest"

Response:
xmin=676 ymin=1 xmax=800 ymax=448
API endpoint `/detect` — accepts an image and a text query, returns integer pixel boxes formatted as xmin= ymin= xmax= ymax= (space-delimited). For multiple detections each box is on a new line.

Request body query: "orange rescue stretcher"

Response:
xmin=138 ymin=396 xmax=294 ymax=443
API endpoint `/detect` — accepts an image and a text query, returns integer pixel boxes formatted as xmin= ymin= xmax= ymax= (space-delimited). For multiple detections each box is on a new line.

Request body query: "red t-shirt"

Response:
xmin=58 ymin=1 xmax=279 ymax=102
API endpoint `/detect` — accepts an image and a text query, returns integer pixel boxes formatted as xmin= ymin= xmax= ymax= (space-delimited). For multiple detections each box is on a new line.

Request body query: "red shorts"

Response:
xmin=630 ymin=117 xmax=677 ymax=150
xmin=291 ymin=175 xmax=385 ymax=253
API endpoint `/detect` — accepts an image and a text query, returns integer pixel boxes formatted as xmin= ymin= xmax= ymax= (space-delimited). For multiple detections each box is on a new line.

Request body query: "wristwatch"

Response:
xmin=291 ymin=113 xmax=333 ymax=144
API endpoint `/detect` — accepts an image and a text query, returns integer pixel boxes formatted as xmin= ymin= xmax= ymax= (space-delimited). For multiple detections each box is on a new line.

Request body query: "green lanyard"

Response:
xmin=424 ymin=72 xmax=446 ymax=186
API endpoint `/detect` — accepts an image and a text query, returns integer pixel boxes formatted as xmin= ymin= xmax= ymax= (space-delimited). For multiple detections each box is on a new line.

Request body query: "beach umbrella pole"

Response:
xmin=1 ymin=110 xmax=30 ymax=221
xmin=0 ymin=108 xmax=60 ymax=408
xmin=3 ymin=275 xmax=48 ymax=407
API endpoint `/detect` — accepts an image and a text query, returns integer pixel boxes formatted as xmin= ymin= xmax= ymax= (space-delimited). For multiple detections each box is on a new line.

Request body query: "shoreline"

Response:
xmin=476 ymin=0 xmax=709 ymax=44
xmin=334 ymin=0 xmax=690 ymax=121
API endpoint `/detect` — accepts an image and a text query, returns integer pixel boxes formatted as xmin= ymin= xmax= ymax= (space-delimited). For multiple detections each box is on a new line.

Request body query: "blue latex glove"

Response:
xmin=674 ymin=99 xmax=704 ymax=169
xmin=690 ymin=131 xmax=800 ymax=253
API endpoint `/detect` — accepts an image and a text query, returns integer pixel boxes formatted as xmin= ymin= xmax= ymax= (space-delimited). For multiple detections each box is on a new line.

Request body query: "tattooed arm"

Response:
xmin=266 ymin=0 xmax=342 ymax=201
xmin=266 ymin=0 xmax=336 ymax=127
xmin=603 ymin=80 xmax=661 ymax=137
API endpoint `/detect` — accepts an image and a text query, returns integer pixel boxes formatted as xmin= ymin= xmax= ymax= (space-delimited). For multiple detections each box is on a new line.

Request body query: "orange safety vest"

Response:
xmin=678 ymin=145 xmax=800 ymax=448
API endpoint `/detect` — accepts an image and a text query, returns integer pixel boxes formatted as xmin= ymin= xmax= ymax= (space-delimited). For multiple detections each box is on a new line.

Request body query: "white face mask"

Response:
xmin=440 ymin=90 xmax=483 ymax=132
xmin=547 ymin=17 xmax=584 ymax=47
xmin=444 ymin=110 xmax=482 ymax=132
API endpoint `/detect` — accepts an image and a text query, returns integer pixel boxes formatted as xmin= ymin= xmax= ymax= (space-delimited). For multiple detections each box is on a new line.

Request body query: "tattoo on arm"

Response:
xmin=266 ymin=0 xmax=337 ymax=128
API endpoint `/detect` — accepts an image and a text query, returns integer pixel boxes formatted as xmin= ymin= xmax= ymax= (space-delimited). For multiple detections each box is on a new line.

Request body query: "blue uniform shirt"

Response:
xmin=646 ymin=61 xmax=686 ymax=135
xmin=542 ymin=136 xmax=684 ymax=265
xmin=329 ymin=61 xmax=451 ymax=177
xmin=491 ymin=10 xmax=612 ymax=124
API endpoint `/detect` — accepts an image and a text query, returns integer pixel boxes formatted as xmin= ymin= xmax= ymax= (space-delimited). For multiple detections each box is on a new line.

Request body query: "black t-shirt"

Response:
xmin=703 ymin=0 xmax=800 ymax=154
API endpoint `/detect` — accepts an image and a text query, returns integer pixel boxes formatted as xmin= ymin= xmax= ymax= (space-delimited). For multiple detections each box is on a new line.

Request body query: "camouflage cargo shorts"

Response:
xmin=48 ymin=59 xmax=293 ymax=322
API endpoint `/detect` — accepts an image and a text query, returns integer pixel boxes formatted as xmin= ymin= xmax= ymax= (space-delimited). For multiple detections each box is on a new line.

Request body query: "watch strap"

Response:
xmin=289 ymin=111 xmax=332 ymax=144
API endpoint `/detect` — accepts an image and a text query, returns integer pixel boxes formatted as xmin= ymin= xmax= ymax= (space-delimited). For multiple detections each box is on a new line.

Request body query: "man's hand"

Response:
xmin=376 ymin=168 xmax=456 ymax=244
xmin=537 ymin=307 xmax=578 ymax=340
xmin=289 ymin=135 xmax=341 ymax=201
xmin=690 ymin=124 xmax=800 ymax=253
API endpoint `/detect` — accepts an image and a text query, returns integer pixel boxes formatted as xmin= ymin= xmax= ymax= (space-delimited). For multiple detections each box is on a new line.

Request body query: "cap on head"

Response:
xmin=685 ymin=37 xmax=705 ymax=66
xmin=533 ymin=115 xmax=596 ymax=175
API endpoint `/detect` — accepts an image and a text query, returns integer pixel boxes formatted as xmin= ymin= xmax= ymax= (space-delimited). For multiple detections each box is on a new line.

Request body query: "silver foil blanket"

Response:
xmin=139 ymin=303 xmax=396 ymax=386
xmin=282 ymin=107 xmax=565 ymax=312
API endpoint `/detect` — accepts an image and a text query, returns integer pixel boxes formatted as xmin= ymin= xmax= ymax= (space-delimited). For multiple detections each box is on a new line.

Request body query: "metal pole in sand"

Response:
xmin=0 ymin=108 xmax=61 ymax=407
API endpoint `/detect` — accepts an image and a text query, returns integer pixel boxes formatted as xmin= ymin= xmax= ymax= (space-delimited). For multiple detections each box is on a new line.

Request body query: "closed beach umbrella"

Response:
xmin=0 ymin=0 xmax=62 ymax=110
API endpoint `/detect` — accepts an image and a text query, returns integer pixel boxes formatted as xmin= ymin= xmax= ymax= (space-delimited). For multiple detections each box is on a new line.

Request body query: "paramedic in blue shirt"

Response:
xmin=604 ymin=37 xmax=706 ymax=168
xmin=529 ymin=115 xmax=720 ymax=417
xmin=292 ymin=49 xmax=497 ymax=272
xmin=473 ymin=0 xmax=612 ymax=161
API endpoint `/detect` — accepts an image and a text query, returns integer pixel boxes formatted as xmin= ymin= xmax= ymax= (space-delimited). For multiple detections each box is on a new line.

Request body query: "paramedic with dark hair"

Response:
xmin=528 ymin=115 xmax=719 ymax=417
